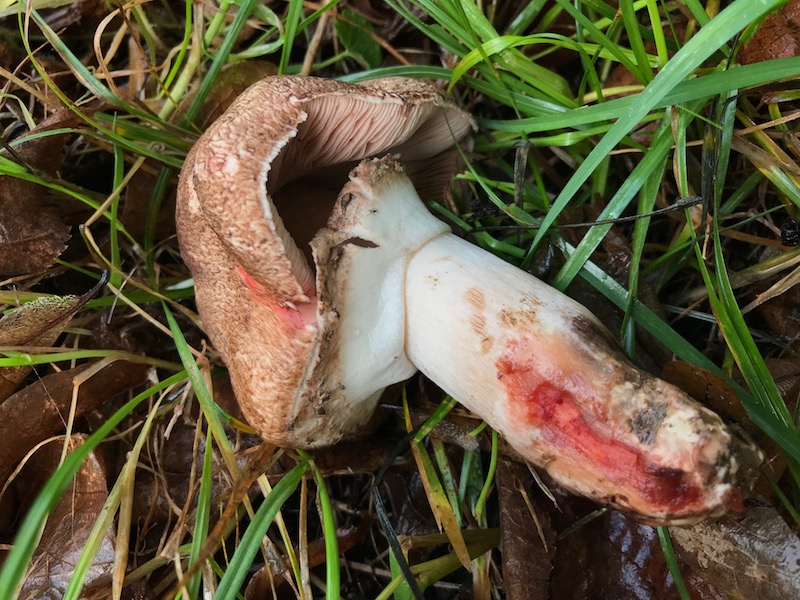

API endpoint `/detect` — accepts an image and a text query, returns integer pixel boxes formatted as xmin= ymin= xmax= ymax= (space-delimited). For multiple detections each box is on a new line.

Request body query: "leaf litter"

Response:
xmin=1 ymin=1 xmax=800 ymax=599
xmin=15 ymin=435 xmax=114 ymax=600
xmin=0 ymin=124 xmax=71 ymax=278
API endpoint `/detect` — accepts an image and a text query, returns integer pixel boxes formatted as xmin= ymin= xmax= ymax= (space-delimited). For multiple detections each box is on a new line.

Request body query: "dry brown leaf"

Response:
xmin=660 ymin=362 xmax=746 ymax=424
xmin=760 ymin=296 xmax=800 ymax=351
xmin=551 ymin=510 xmax=725 ymax=599
xmin=742 ymin=268 xmax=800 ymax=313
xmin=0 ymin=194 xmax=70 ymax=277
xmin=0 ymin=361 xmax=150 ymax=484
xmin=0 ymin=111 xmax=78 ymax=278
xmin=740 ymin=0 xmax=800 ymax=64
xmin=16 ymin=434 xmax=115 ymax=600
xmin=671 ymin=504 xmax=800 ymax=600
xmin=754 ymin=268 xmax=800 ymax=341
xmin=0 ymin=295 xmax=79 ymax=401
xmin=497 ymin=460 xmax=555 ymax=600
xmin=129 ymin=418 xmax=257 ymax=552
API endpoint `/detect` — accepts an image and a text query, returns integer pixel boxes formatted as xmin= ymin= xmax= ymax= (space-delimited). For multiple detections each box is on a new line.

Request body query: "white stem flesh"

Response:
xmin=404 ymin=232 xmax=751 ymax=523
xmin=314 ymin=156 xmax=759 ymax=523
xmin=406 ymin=233 xmax=588 ymax=423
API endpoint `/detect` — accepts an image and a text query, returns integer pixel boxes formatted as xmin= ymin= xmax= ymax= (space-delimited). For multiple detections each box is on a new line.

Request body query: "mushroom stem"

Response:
xmin=332 ymin=156 xmax=761 ymax=524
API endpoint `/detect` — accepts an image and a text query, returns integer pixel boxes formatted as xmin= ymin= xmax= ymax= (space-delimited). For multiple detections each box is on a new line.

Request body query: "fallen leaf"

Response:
xmin=16 ymin=434 xmax=115 ymax=600
xmin=0 ymin=295 xmax=80 ymax=401
xmin=660 ymin=362 xmax=745 ymax=423
xmin=0 ymin=193 xmax=70 ymax=277
xmin=0 ymin=111 xmax=79 ymax=278
xmin=551 ymin=509 xmax=725 ymax=599
xmin=671 ymin=504 xmax=800 ymax=600
xmin=310 ymin=438 xmax=395 ymax=474
xmin=497 ymin=460 xmax=555 ymax=600
xmin=756 ymin=274 xmax=800 ymax=342
xmin=129 ymin=418 xmax=251 ymax=552
xmin=0 ymin=361 xmax=150 ymax=485
xmin=119 ymin=168 xmax=176 ymax=243
xmin=740 ymin=0 xmax=800 ymax=64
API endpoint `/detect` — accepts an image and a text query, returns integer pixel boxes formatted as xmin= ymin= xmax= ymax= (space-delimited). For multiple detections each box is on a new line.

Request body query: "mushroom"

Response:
xmin=177 ymin=76 xmax=762 ymax=524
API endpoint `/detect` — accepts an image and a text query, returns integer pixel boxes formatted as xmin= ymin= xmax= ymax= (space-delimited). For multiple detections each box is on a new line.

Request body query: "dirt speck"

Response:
xmin=628 ymin=402 xmax=668 ymax=444
xmin=498 ymin=307 xmax=539 ymax=330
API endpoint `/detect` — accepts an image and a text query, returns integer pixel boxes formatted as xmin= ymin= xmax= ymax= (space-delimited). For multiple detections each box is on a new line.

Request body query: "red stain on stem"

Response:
xmin=497 ymin=354 xmax=703 ymax=512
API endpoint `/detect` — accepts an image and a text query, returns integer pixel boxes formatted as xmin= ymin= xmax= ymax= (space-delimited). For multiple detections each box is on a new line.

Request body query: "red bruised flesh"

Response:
xmin=235 ymin=266 xmax=317 ymax=330
xmin=496 ymin=336 xmax=744 ymax=521
xmin=499 ymin=362 xmax=703 ymax=511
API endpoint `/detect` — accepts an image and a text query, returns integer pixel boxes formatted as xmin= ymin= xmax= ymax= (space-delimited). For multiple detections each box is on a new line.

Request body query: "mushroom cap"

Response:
xmin=177 ymin=76 xmax=474 ymax=446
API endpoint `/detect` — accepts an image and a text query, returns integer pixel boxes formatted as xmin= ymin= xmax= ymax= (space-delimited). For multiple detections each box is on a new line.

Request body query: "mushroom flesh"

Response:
xmin=177 ymin=76 xmax=762 ymax=525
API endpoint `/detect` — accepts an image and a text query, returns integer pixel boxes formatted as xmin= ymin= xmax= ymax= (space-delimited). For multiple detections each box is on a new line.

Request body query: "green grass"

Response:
xmin=1 ymin=0 xmax=799 ymax=597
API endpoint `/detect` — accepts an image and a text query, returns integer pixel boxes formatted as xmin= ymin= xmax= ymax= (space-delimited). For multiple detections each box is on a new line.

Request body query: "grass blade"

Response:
xmin=528 ymin=0 xmax=786 ymax=256
xmin=214 ymin=461 xmax=310 ymax=599
xmin=0 ymin=373 xmax=187 ymax=599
